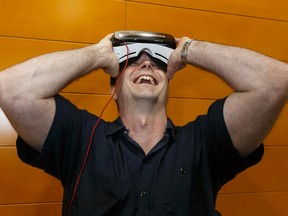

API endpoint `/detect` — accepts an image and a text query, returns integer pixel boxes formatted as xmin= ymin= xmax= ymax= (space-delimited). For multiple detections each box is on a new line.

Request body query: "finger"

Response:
xmin=106 ymin=33 xmax=114 ymax=40
xmin=111 ymin=71 xmax=120 ymax=78
xmin=166 ymin=65 xmax=174 ymax=80
xmin=105 ymin=67 xmax=119 ymax=78
xmin=166 ymin=72 xmax=172 ymax=80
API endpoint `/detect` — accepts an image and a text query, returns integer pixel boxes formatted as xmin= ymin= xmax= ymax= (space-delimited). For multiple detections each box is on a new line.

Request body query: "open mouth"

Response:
xmin=134 ymin=75 xmax=158 ymax=86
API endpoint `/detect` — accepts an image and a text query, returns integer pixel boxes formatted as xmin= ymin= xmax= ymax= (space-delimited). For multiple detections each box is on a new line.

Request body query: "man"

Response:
xmin=0 ymin=32 xmax=287 ymax=215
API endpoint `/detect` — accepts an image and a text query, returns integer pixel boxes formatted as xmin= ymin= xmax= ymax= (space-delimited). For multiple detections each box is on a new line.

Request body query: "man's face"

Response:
xmin=113 ymin=52 xmax=169 ymax=109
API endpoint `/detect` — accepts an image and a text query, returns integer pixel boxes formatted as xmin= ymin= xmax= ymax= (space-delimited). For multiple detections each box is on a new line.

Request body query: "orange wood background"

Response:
xmin=0 ymin=0 xmax=288 ymax=215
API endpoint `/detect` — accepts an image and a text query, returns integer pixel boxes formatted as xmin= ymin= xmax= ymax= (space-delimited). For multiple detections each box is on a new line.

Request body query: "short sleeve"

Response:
xmin=16 ymin=94 xmax=97 ymax=184
xmin=206 ymin=98 xmax=264 ymax=188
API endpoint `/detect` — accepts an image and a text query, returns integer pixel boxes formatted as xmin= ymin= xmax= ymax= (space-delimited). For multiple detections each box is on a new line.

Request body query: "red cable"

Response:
xmin=65 ymin=42 xmax=129 ymax=216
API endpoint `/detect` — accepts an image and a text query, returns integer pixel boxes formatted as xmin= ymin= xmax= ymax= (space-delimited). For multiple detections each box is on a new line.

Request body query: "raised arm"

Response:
xmin=168 ymin=37 xmax=288 ymax=157
xmin=0 ymin=34 xmax=119 ymax=152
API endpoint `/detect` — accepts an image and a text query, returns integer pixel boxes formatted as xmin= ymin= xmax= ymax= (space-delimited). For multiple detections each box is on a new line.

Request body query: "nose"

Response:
xmin=140 ymin=60 xmax=154 ymax=70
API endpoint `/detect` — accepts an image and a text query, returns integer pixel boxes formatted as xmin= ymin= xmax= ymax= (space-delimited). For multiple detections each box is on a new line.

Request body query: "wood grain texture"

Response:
xmin=128 ymin=0 xmax=288 ymax=21
xmin=1 ymin=95 xmax=287 ymax=146
xmin=217 ymin=192 xmax=288 ymax=216
xmin=0 ymin=143 xmax=287 ymax=205
xmin=0 ymin=37 xmax=86 ymax=71
xmin=0 ymin=37 xmax=232 ymax=99
xmin=127 ymin=2 xmax=288 ymax=61
xmin=0 ymin=0 xmax=288 ymax=214
xmin=64 ymin=94 xmax=288 ymax=146
xmin=0 ymin=147 xmax=62 ymax=204
xmin=0 ymin=36 xmax=285 ymax=100
xmin=220 ymin=146 xmax=288 ymax=193
xmin=0 ymin=0 xmax=126 ymax=43
xmin=0 ymin=109 xmax=17 ymax=146
xmin=0 ymin=203 xmax=62 ymax=216
xmin=0 ymin=37 xmax=112 ymax=97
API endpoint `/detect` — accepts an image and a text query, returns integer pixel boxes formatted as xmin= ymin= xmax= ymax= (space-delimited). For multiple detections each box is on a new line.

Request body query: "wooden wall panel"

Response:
xmin=0 ymin=109 xmax=17 ymax=146
xmin=0 ymin=37 xmax=112 ymax=95
xmin=0 ymin=0 xmax=288 ymax=214
xmin=0 ymin=35 xmax=285 ymax=103
xmin=127 ymin=2 xmax=288 ymax=61
xmin=217 ymin=192 xmax=288 ymax=216
xmin=128 ymin=0 xmax=288 ymax=21
xmin=0 ymin=36 xmax=285 ymax=101
xmin=0 ymin=203 xmax=62 ymax=216
xmin=0 ymin=147 xmax=62 ymax=204
xmin=63 ymin=94 xmax=288 ymax=146
xmin=64 ymin=93 xmax=118 ymax=121
xmin=0 ymin=37 xmax=86 ymax=70
xmin=1 ymin=94 xmax=287 ymax=202
xmin=168 ymin=99 xmax=288 ymax=146
xmin=0 ymin=0 xmax=126 ymax=43
xmin=0 ymin=37 xmax=233 ymax=99
xmin=63 ymin=94 xmax=212 ymax=122
xmin=168 ymin=67 xmax=233 ymax=99
xmin=1 ymin=38 xmax=286 ymax=102
xmin=1 ymin=128 xmax=288 ymax=204
xmin=265 ymin=106 xmax=288 ymax=146
xmin=3 ymin=93 xmax=287 ymax=147
xmin=220 ymin=146 xmax=288 ymax=193
xmin=57 ymin=94 xmax=288 ymax=193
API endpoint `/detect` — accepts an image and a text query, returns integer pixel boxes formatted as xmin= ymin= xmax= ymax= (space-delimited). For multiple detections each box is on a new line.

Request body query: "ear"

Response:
xmin=110 ymin=86 xmax=118 ymax=100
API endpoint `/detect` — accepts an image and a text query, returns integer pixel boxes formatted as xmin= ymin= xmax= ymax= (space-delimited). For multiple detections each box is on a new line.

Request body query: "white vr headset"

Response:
xmin=111 ymin=31 xmax=176 ymax=65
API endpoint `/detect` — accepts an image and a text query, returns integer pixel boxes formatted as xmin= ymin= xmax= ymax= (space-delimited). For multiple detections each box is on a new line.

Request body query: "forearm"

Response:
xmin=0 ymin=44 xmax=107 ymax=101
xmin=168 ymin=37 xmax=288 ymax=156
xmin=0 ymin=35 xmax=118 ymax=151
xmin=183 ymin=39 xmax=288 ymax=156
xmin=186 ymin=40 xmax=288 ymax=96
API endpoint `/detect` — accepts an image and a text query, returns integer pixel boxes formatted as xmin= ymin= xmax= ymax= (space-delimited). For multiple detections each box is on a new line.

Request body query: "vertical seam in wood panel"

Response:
xmin=125 ymin=0 xmax=128 ymax=29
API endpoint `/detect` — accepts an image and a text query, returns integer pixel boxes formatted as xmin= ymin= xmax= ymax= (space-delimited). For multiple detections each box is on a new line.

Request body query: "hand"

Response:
xmin=166 ymin=37 xmax=191 ymax=79
xmin=97 ymin=33 xmax=119 ymax=78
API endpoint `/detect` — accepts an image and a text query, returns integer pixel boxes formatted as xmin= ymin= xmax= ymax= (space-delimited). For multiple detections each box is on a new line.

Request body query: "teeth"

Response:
xmin=136 ymin=75 xmax=156 ymax=85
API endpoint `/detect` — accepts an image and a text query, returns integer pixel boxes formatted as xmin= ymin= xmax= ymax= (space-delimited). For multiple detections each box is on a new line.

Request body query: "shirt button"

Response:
xmin=180 ymin=168 xmax=187 ymax=175
xmin=139 ymin=191 xmax=146 ymax=197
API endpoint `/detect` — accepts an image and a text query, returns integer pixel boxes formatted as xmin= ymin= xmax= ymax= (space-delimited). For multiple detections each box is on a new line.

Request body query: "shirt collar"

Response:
xmin=105 ymin=117 xmax=176 ymax=141
xmin=105 ymin=117 xmax=126 ymax=135
xmin=166 ymin=118 xmax=176 ymax=141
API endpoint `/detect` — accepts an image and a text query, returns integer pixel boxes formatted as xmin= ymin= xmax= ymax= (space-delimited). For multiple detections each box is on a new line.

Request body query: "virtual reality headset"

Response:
xmin=111 ymin=30 xmax=176 ymax=67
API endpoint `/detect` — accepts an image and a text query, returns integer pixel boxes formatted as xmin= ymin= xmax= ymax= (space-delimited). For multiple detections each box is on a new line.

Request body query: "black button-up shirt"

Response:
xmin=17 ymin=95 xmax=263 ymax=216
